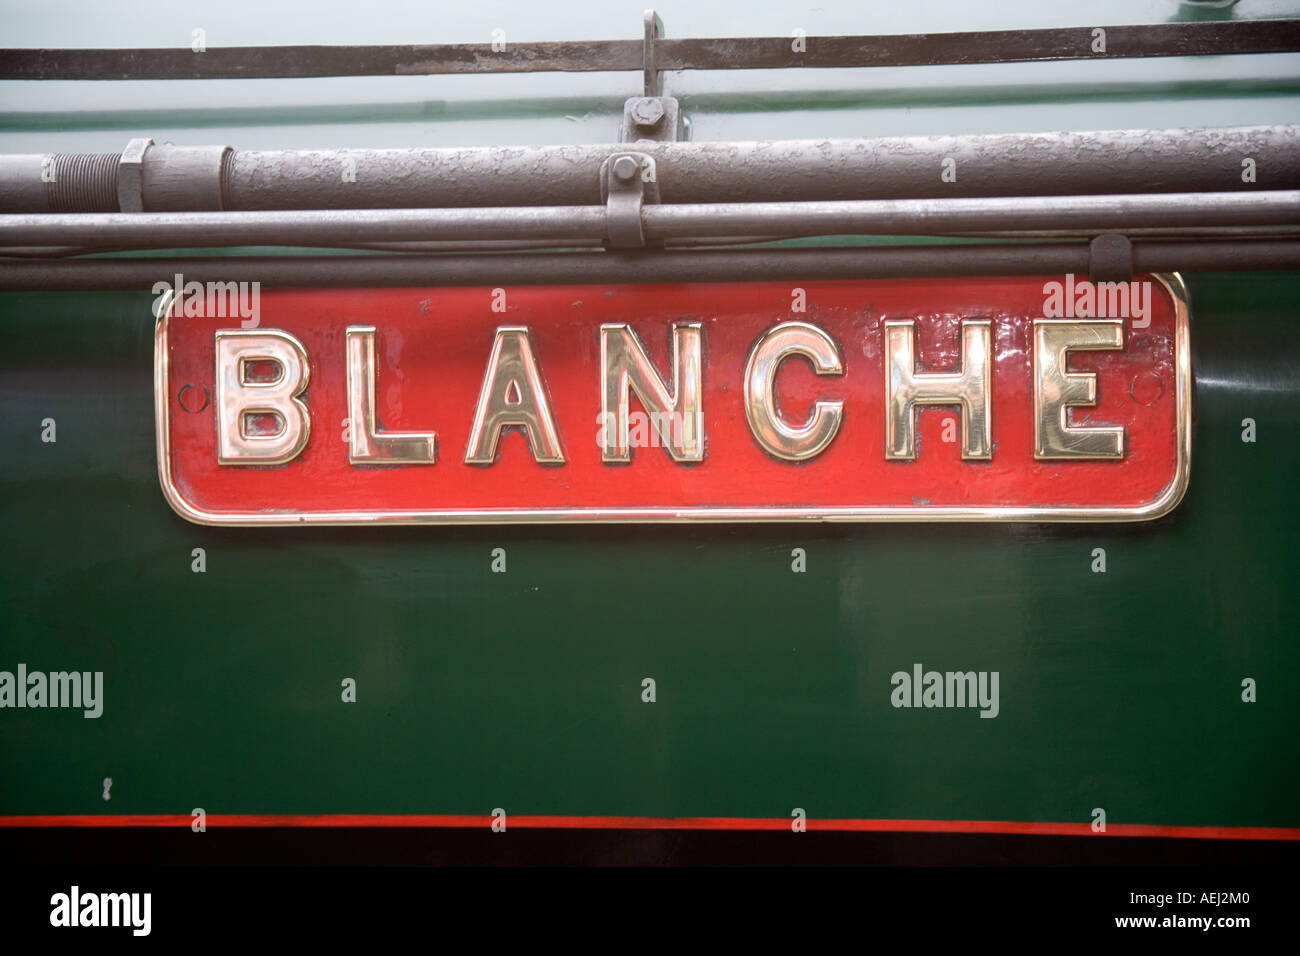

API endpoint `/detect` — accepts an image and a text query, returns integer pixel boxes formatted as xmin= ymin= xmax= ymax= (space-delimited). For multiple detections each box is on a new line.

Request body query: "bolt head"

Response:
xmin=612 ymin=155 xmax=639 ymax=182
xmin=631 ymin=97 xmax=665 ymax=127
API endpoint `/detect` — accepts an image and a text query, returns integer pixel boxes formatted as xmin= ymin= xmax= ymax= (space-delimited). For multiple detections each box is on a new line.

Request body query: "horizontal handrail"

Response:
xmin=1 ymin=20 xmax=1297 ymax=80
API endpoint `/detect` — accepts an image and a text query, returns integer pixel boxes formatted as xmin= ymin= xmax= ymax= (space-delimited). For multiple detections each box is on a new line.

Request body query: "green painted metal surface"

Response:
xmin=0 ymin=273 xmax=1296 ymax=827
xmin=0 ymin=0 xmax=1298 ymax=831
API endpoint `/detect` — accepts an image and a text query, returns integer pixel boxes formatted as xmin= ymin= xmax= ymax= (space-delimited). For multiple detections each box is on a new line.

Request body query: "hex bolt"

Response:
xmin=612 ymin=155 xmax=640 ymax=182
xmin=630 ymin=97 xmax=665 ymax=128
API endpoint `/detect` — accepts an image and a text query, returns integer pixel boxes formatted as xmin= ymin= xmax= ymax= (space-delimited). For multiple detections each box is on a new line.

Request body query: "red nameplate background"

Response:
xmin=155 ymin=276 xmax=1190 ymax=524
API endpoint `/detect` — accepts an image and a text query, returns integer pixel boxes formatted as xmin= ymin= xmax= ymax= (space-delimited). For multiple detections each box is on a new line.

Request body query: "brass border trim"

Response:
xmin=154 ymin=275 xmax=1192 ymax=526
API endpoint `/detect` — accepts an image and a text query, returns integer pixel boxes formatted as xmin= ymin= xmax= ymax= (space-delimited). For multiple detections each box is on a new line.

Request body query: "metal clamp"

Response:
xmin=600 ymin=152 xmax=659 ymax=248
xmin=1089 ymin=234 xmax=1134 ymax=282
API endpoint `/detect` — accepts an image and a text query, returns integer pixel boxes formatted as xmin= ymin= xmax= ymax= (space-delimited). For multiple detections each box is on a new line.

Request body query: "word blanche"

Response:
xmin=890 ymin=663 xmax=999 ymax=718
xmin=50 ymin=886 xmax=150 ymax=936
xmin=214 ymin=317 xmax=1130 ymax=468
xmin=153 ymin=273 xmax=260 ymax=327
xmin=0 ymin=664 xmax=103 ymax=718
xmin=1042 ymin=273 xmax=1151 ymax=324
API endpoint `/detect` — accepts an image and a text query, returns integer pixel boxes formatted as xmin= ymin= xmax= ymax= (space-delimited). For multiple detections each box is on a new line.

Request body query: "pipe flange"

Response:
xmin=117 ymin=138 xmax=153 ymax=212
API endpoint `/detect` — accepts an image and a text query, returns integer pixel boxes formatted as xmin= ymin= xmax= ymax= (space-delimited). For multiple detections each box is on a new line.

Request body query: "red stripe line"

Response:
xmin=0 ymin=814 xmax=1296 ymax=840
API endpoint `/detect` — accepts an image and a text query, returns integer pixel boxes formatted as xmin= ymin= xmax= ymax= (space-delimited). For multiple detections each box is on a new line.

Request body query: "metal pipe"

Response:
xmin=220 ymin=127 xmax=1300 ymax=208
xmin=2 ymin=240 xmax=1296 ymax=291
xmin=2 ymin=126 xmax=1295 ymax=213
xmin=0 ymin=206 xmax=608 ymax=246
xmin=2 ymin=192 xmax=1294 ymax=248
xmin=639 ymin=192 xmax=1300 ymax=239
